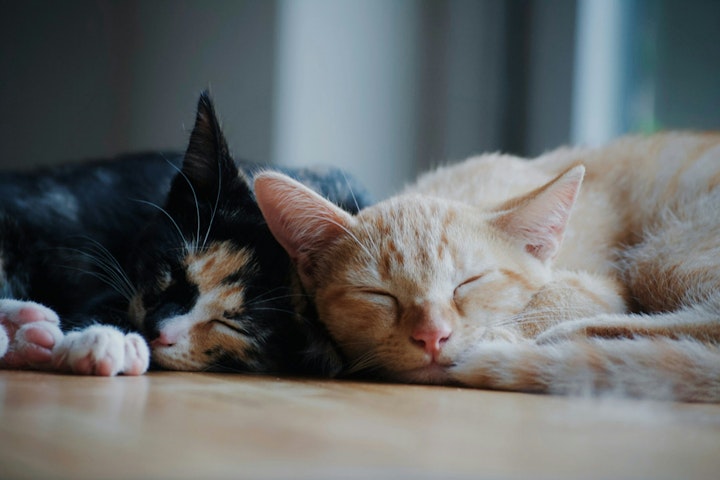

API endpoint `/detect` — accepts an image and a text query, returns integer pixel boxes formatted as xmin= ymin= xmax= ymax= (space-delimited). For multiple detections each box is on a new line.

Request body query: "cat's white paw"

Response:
xmin=52 ymin=325 xmax=150 ymax=376
xmin=0 ymin=299 xmax=60 ymax=327
xmin=0 ymin=325 xmax=8 ymax=359
xmin=122 ymin=333 xmax=150 ymax=376
xmin=0 ymin=299 xmax=63 ymax=368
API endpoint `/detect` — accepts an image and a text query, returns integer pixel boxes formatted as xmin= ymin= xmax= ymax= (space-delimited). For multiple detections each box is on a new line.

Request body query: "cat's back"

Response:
xmin=0 ymin=152 xmax=180 ymax=202
xmin=407 ymin=132 xmax=720 ymax=208
xmin=0 ymin=152 xmax=180 ymax=236
xmin=406 ymin=152 xmax=557 ymax=208
xmin=402 ymin=132 xmax=720 ymax=274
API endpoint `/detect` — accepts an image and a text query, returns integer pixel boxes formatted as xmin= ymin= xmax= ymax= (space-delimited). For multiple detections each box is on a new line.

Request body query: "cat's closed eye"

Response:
xmin=453 ymin=273 xmax=488 ymax=298
xmin=211 ymin=319 xmax=249 ymax=336
xmin=350 ymin=288 xmax=399 ymax=317
xmin=452 ymin=272 xmax=501 ymax=311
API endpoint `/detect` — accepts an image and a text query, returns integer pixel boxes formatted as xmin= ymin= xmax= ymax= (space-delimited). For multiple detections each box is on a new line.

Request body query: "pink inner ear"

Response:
xmin=254 ymin=172 xmax=354 ymax=280
xmin=497 ymin=165 xmax=584 ymax=262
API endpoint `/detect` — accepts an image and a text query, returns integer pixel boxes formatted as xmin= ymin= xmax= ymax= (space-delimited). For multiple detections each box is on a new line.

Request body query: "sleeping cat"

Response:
xmin=254 ymin=132 xmax=720 ymax=402
xmin=0 ymin=92 xmax=366 ymax=376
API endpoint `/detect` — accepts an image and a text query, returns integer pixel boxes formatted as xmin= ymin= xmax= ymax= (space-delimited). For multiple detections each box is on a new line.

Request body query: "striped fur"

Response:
xmin=255 ymin=132 xmax=720 ymax=402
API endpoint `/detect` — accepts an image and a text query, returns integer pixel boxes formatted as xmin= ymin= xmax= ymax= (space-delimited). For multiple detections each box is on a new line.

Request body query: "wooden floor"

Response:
xmin=1 ymin=371 xmax=719 ymax=480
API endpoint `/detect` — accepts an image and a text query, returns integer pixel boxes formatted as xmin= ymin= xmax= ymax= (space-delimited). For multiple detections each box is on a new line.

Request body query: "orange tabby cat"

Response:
xmin=254 ymin=132 xmax=720 ymax=402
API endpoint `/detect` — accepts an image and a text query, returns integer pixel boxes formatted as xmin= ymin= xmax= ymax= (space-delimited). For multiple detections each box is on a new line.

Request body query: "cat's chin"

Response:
xmin=399 ymin=362 xmax=452 ymax=384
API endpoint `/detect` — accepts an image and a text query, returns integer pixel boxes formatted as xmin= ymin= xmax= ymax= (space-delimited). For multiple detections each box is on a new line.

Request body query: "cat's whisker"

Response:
xmin=132 ymin=199 xmax=191 ymax=251
xmin=53 ymin=245 xmax=137 ymax=301
xmin=355 ymin=218 xmax=380 ymax=259
xmin=304 ymin=214 xmax=375 ymax=262
xmin=495 ymin=310 xmax=579 ymax=326
xmin=55 ymin=265 xmax=133 ymax=302
xmin=491 ymin=307 xmax=595 ymax=328
xmin=163 ymin=155 xmax=203 ymax=253
xmin=245 ymin=291 xmax=312 ymax=307
xmin=340 ymin=170 xmax=363 ymax=215
xmin=337 ymin=174 xmax=379 ymax=256
xmin=244 ymin=286 xmax=291 ymax=303
xmin=344 ymin=349 xmax=382 ymax=375
xmin=201 ymin=155 xmax=224 ymax=250
xmin=247 ymin=307 xmax=298 ymax=315
xmin=75 ymin=236 xmax=138 ymax=295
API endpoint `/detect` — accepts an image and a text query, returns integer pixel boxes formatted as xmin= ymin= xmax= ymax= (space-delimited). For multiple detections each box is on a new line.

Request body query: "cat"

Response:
xmin=253 ymin=132 xmax=720 ymax=402
xmin=0 ymin=92 xmax=367 ymax=376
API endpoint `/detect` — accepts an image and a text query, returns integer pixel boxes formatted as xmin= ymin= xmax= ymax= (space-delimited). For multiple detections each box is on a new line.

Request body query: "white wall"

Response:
xmin=2 ymin=0 xmax=718 ymax=195
xmin=272 ymin=0 xmax=422 ymax=198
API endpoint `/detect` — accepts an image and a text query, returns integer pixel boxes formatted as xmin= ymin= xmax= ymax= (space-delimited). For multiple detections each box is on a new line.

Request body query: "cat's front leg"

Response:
xmin=0 ymin=299 xmax=64 ymax=369
xmin=52 ymin=325 xmax=150 ymax=376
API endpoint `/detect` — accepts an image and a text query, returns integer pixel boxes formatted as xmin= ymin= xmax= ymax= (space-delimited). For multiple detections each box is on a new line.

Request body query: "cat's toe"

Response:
xmin=122 ymin=333 xmax=150 ymax=376
xmin=0 ymin=326 xmax=8 ymax=359
xmin=0 ymin=321 xmax=64 ymax=369
xmin=15 ymin=322 xmax=64 ymax=365
xmin=53 ymin=326 xmax=127 ymax=376
xmin=0 ymin=300 xmax=63 ymax=369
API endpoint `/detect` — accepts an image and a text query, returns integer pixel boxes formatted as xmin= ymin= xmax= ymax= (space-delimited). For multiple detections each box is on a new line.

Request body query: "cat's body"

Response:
xmin=255 ymin=132 xmax=720 ymax=402
xmin=0 ymin=93 xmax=367 ymax=376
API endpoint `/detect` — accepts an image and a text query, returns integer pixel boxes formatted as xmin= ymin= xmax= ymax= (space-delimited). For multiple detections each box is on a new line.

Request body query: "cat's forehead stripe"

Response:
xmin=368 ymin=200 xmax=461 ymax=276
xmin=185 ymin=242 xmax=255 ymax=293
xmin=498 ymin=268 xmax=535 ymax=292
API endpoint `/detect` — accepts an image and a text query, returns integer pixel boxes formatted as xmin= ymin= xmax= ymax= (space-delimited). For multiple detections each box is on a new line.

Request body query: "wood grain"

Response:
xmin=1 ymin=371 xmax=719 ymax=479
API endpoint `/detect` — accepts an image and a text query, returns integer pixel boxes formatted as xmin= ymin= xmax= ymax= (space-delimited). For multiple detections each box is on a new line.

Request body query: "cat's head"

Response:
xmin=127 ymin=93 xmax=339 ymax=374
xmin=253 ymin=167 xmax=584 ymax=383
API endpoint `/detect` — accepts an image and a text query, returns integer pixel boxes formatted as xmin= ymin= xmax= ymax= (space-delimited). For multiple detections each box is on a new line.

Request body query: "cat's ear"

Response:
xmin=254 ymin=172 xmax=355 ymax=288
xmin=176 ymin=91 xmax=246 ymax=202
xmin=491 ymin=165 xmax=584 ymax=263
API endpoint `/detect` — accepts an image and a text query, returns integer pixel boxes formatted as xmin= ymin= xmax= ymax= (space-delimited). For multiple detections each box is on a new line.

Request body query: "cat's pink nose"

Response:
xmin=410 ymin=324 xmax=452 ymax=356
xmin=150 ymin=333 xmax=175 ymax=348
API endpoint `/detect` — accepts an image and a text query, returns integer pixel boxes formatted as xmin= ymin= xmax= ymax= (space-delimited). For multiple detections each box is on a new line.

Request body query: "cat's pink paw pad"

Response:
xmin=0 ymin=299 xmax=62 ymax=368
xmin=0 ymin=319 xmax=63 ymax=368
xmin=53 ymin=326 xmax=149 ymax=376
xmin=13 ymin=322 xmax=64 ymax=365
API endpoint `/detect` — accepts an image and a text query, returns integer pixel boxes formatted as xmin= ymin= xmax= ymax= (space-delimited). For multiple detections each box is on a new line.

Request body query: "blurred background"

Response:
xmin=1 ymin=0 xmax=719 ymax=199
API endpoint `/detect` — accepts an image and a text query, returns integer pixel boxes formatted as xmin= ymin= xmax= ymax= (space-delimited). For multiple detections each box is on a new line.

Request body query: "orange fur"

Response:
xmin=255 ymin=132 xmax=720 ymax=402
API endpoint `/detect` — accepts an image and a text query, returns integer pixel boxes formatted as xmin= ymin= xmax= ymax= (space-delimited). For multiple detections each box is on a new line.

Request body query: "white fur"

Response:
xmin=0 ymin=299 xmax=63 ymax=368
xmin=0 ymin=325 xmax=8 ymax=359
xmin=52 ymin=325 xmax=149 ymax=376
xmin=0 ymin=298 xmax=60 ymax=325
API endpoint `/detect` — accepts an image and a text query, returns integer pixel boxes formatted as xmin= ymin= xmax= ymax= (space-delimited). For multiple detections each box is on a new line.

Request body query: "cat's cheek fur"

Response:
xmin=150 ymin=315 xmax=260 ymax=371
xmin=317 ymin=292 xmax=389 ymax=360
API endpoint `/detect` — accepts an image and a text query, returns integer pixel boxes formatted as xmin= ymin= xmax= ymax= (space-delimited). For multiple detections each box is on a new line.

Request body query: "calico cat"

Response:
xmin=0 ymin=92 xmax=366 ymax=376
xmin=254 ymin=132 xmax=720 ymax=402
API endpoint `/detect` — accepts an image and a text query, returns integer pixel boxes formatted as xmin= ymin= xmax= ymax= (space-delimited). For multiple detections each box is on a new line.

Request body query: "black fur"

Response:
xmin=0 ymin=92 xmax=370 ymax=375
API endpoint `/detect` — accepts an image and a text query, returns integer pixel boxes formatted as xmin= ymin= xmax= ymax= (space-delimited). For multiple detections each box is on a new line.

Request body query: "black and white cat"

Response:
xmin=0 ymin=92 xmax=369 ymax=376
